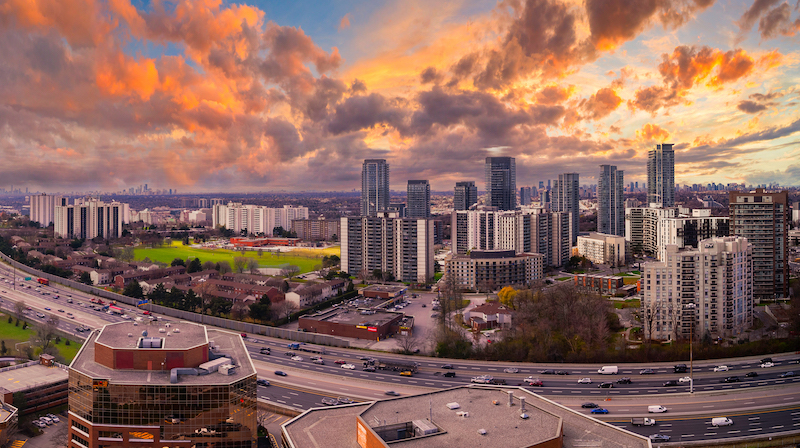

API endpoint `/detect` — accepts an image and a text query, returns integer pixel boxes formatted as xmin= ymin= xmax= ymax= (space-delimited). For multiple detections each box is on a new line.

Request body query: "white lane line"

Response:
xmin=748 ymin=417 xmax=760 ymax=420
xmin=772 ymin=425 xmax=784 ymax=429
xmin=681 ymin=434 xmax=694 ymax=438
xmin=703 ymin=433 xmax=716 ymax=436
xmin=748 ymin=428 xmax=763 ymax=431
xmin=702 ymin=405 xmax=714 ymax=408
xmin=727 ymin=430 xmax=740 ymax=434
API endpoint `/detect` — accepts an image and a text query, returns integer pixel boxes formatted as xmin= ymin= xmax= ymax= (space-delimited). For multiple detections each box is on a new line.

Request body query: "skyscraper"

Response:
xmin=647 ymin=143 xmax=675 ymax=207
xmin=29 ymin=193 xmax=65 ymax=227
xmin=729 ymin=189 xmax=789 ymax=301
xmin=454 ymin=181 xmax=478 ymax=211
xmin=552 ymin=173 xmax=580 ymax=245
xmin=520 ymin=187 xmax=532 ymax=206
xmin=406 ymin=180 xmax=431 ymax=218
xmin=485 ymin=157 xmax=516 ymax=211
xmin=361 ymin=159 xmax=390 ymax=216
xmin=598 ymin=165 xmax=624 ymax=236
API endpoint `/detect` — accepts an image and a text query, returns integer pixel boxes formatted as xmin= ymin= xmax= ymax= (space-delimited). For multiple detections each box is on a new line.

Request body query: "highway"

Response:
xmin=1 ymin=262 xmax=799 ymax=443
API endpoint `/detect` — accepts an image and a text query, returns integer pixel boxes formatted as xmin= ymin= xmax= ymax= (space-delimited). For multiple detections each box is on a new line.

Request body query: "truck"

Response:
xmin=597 ymin=366 xmax=618 ymax=375
xmin=37 ymin=278 xmax=49 ymax=286
xmin=108 ymin=305 xmax=123 ymax=315
xmin=631 ymin=418 xmax=656 ymax=426
xmin=287 ymin=343 xmax=301 ymax=349
xmin=377 ymin=359 xmax=419 ymax=373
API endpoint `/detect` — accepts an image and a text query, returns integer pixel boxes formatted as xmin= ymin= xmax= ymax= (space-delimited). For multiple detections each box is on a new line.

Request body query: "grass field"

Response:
xmin=134 ymin=241 xmax=340 ymax=273
xmin=0 ymin=313 xmax=82 ymax=362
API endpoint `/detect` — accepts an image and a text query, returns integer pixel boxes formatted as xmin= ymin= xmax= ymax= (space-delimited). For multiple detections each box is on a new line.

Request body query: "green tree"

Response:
xmin=183 ymin=289 xmax=200 ymax=311
xmin=79 ymin=271 xmax=93 ymax=285
xmin=209 ymin=297 xmax=232 ymax=316
xmin=171 ymin=257 xmax=186 ymax=267
xmin=0 ymin=340 xmax=6 ymax=356
xmin=186 ymin=257 xmax=202 ymax=273
xmin=166 ymin=287 xmax=185 ymax=309
xmin=122 ymin=281 xmax=144 ymax=298
xmin=149 ymin=283 xmax=168 ymax=305
xmin=249 ymin=294 xmax=273 ymax=323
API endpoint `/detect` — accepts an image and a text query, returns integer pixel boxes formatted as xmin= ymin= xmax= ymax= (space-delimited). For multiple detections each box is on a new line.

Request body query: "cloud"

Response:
xmin=738 ymin=0 xmax=800 ymax=38
xmin=420 ymin=67 xmax=443 ymax=84
xmin=339 ymin=13 xmax=351 ymax=31
xmin=536 ymin=85 xmax=574 ymax=105
xmin=737 ymin=100 xmax=768 ymax=113
xmin=637 ymin=123 xmax=671 ymax=141
xmin=581 ymin=87 xmax=623 ymax=119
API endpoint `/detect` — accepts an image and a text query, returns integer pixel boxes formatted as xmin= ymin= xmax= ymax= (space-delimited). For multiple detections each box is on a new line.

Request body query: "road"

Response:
xmin=1 ymin=261 xmax=799 ymax=444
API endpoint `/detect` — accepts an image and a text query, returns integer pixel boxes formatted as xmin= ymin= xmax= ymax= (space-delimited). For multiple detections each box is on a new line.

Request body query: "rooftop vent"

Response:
xmin=519 ymin=397 xmax=526 ymax=412
xmin=520 ymin=413 xmax=529 ymax=419
xmin=173 ymin=328 xmax=180 ymax=333
xmin=159 ymin=328 xmax=166 ymax=333
xmin=507 ymin=390 xmax=515 ymax=407
xmin=142 ymin=330 xmax=148 ymax=337
xmin=445 ymin=402 xmax=460 ymax=410
xmin=456 ymin=411 xmax=469 ymax=417
xmin=478 ymin=429 xmax=487 ymax=435
xmin=128 ymin=333 xmax=132 ymax=337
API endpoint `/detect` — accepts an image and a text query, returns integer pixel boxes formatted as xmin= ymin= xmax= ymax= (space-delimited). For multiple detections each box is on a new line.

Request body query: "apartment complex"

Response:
xmin=576 ymin=232 xmax=627 ymax=266
xmin=361 ymin=159 xmax=390 ymax=216
xmin=54 ymin=198 xmax=130 ymax=239
xmin=406 ymin=180 xmax=431 ymax=218
xmin=729 ymin=189 xmax=790 ymax=301
xmin=597 ymin=165 xmax=624 ymax=236
xmin=641 ymin=236 xmax=753 ymax=341
xmin=485 ymin=157 xmax=516 ymax=211
xmin=445 ymin=250 xmax=544 ymax=290
xmin=453 ymin=181 xmax=478 ymax=211
xmin=30 ymin=193 xmax=66 ymax=227
xmin=211 ymin=203 xmax=309 ymax=235
xmin=625 ymin=206 xmax=729 ymax=259
xmin=451 ymin=207 xmax=570 ymax=267
xmin=552 ymin=173 xmax=580 ymax=244
xmin=68 ymin=321 xmax=256 ymax=448
xmin=340 ymin=214 xmax=434 ymax=283
xmin=290 ymin=218 xmax=340 ymax=241
xmin=647 ymin=143 xmax=675 ymax=207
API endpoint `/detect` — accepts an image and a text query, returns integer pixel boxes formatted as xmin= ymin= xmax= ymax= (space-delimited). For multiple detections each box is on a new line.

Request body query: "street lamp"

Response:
xmin=684 ymin=303 xmax=696 ymax=394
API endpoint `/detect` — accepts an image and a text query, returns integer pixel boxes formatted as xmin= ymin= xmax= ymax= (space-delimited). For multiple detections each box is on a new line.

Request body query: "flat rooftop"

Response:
xmin=70 ymin=323 xmax=255 ymax=386
xmin=0 ymin=363 xmax=67 ymax=393
xmin=360 ymin=285 xmax=406 ymax=294
xmin=300 ymin=308 xmax=400 ymax=327
xmin=95 ymin=321 xmax=207 ymax=350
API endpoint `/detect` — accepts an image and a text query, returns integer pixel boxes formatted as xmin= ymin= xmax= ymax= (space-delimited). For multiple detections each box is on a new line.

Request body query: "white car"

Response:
xmin=760 ymin=362 xmax=774 ymax=368
xmin=341 ymin=364 xmax=356 ymax=370
xmin=713 ymin=366 xmax=729 ymax=372
xmin=291 ymin=356 xmax=304 ymax=362
xmin=504 ymin=367 xmax=519 ymax=374
xmin=678 ymin=376 xmax=692 ymax=383
xmin=578 ymin=377 xmax=592 ymax=384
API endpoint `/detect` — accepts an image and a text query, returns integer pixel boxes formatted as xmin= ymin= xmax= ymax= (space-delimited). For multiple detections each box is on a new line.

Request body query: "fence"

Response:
xmin=0 ymin=360 xmax=38 ymax=373
xmin=0 ymin=252 xmax=350 ymax=348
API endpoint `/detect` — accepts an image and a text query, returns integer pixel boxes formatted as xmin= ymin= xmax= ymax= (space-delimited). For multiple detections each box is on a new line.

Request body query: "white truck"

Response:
xmin=597 ymin=366 xmax=618 ymax=375
xmin=630 ymin=418 xmax=656 ymax=426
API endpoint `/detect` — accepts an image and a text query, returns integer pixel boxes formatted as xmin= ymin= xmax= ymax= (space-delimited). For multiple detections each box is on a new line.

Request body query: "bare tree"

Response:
xmin=274 ymin=301 xmax=299 ymax=320
xmin=233 ymin=256 xmax=248 ymax=273
xmin=36 ymin=314 xmax=60 ymax=351
xmin=193 ymin=281 xmax=218 ymax=315
xmin=357 ymin=268 xmax=370 ymax=284
xmin=281 ymin=265 xmax=300 ymax=279
xmin=230 ymin=301 xmax=249 ymax=321
xmin=14 ymin=300 xmax=25 ymax=320
xmin=257 ymin=249 xmax=264 ymax=258
xmin=202 ymin=261 xmax=216 ymax=271
xmin=247 ymin=258 xmax=260 ymax=274
xmin=642 ymin=299 xmax=660 ymax=342
xmin=396 ymin=331 xmax=422 ymax=354
xmin=218 ymin=261 xmax=233 ymax=274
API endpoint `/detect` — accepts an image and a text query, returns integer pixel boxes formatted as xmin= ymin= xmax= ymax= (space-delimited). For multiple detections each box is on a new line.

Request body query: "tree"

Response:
xmin=171 ymin=257 xmax=186 ymax=267
xmin=79 ymin=271 xmax=93 ymax=285
xmin=397 ymin=331 xmax=421 ymax=355
xmin=274 ymin=301 xmax=299 ymax=321
xmin=202 ymin=261 xmax=217 ymax=271
xmin=357 ymin=268 xmax=370 ymax=284
xmin=194 ymin=281 xmax=218 ymax=314
xmin=208 ymin=297 xmax=232 ymax=316
xmin=122 ymin=281 xmax=144 ymax=298
xmin=281 ymin=265 xmax=300 ymax=279
xmin=186 ymin=257 xmax=203 ymax=273
xmin=230 ymin=301 xmax=249 ymax=321
xmin=249 ymin=295 xmax=273 ymax=323
xmin=36 ymin=314 xmax=60 ymax=351
xmin=218 ymin=261 xmax=233 ymax=274
xmin=14 ymin=300 xmax=25 ymax=321
xmin=1 ymin=341 xmax=7 ymax=356
xmin=497 ymin=286 xmax=517 ymax=309
xmin=113 ymin=246 xmax=135 ymax=262
xmin=247 ymin=258 xmax=260 ymax=274
xmin=257 ymin=249 xmax=263 ymax=258
xmin=233 ymin=257 xmax=248 ymax=273
xmin=149 ymin=283 xmax=168 ymax=306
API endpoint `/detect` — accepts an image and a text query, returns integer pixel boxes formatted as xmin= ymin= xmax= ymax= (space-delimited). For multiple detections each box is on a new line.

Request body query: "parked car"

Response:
xmin=591 ymin=408 xmax=609 ymax=414
xmin=713 ymin=365 xmax=729 ymax=372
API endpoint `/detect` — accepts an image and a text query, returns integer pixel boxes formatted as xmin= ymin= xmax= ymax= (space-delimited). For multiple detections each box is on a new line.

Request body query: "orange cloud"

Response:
xmin=0 ymin=0 xmax=105 ymax=47
xmin=582 ymin=87 xmax=622 ymax=120
xmin=339 ymin=13 xmax=351 ymax=31
xmin=536 ymin=85 xmax=575 ymax=105
xmin=637 ymin=123 xmax=670 ymax=141
xmin=758 ymin=49 xmax=783 ymax=70
xmin=96 ymin=52 xmax=160 ymax=101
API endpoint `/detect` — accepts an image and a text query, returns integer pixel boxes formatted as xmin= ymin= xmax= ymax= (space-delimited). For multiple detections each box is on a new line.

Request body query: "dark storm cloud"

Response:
xmin=736 ymin=100 xmax=768 ymax=113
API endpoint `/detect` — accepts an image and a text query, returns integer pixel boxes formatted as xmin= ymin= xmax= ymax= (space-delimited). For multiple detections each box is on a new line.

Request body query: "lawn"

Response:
xmin=134 ymin=241 xmax=340 ymax=274
xmin=555 ymin=277 xmax=571 ymax=281
xmin=0 ymin=313 xmax=82 ymax=362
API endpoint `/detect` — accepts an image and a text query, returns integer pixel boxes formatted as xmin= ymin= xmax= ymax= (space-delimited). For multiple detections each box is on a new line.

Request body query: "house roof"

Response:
xmin=470 ymin=302 xmax=511 ymax=315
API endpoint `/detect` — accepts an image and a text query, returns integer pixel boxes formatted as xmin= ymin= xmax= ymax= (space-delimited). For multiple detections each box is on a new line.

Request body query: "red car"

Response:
xmin=334 ymin=359 xmax=347 ymax=364
xmin=240 ymin=333 xmax=248 ymax=338
xmin=527 ymin=380 xmax=544 ymax=387
xmin=143 ymin=311 xmax=150 ymax=315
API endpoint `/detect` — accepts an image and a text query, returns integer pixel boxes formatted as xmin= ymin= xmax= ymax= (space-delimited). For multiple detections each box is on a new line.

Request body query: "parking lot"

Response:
xmin=11 ymin=412 xmax=68 ymax=448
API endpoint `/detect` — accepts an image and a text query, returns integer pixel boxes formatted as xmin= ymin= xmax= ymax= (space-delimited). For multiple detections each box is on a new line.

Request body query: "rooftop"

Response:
xmin=95 ymin=321 xmax=207 ymax=350
xmin=300 ymin=308 xmax=401 ymax=327
xmin=0 ymin=363 xmax=68 ymax=394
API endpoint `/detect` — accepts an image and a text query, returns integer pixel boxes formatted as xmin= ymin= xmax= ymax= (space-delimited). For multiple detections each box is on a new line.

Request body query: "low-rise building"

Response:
xmin=573 ymin=274 xmax=626 ymax=295
xmin=298 ymin=308 xmax=404 ymax=340
xmin=0 ymin=354 xmax=68 ymax=416
xmin=445 ymin=250 xmax=543 ymax=290
xmin=576 ymin=232 xmax=628 ymax=266
xmin=463 ymin=302 xmax=512 ymax=330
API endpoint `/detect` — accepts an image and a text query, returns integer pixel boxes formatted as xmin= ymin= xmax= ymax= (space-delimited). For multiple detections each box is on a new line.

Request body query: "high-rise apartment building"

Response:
xmin=340 ymin=214 xmax=434 ymax=283
xmin=641 ymin=236 xmax=753 ymax=341
xmin=453 ymin=181 xmax=477 ymax=211
xmin=484 ymin=157 xmax=516 ymax=211
xmin=406 ymin=180 xmax=431 ymax=218
xmin=68 ymin=322 xmax=256 ymax=448
xmin=647 ymin=143 xmax=675 ymax=207
xmin=598 ymin=165 xmax=624 ymax=236
xmin=54 ymin=198 xmax=130 ymax=239
xmin=625 ymin=206 xmax=729 ymax=259
xmin=30 ymin=193 xmax=66 ymax=227
xmin=361 ymin=159 xmax=390 ymax=216
xmin=729 ymin=189 xmax=789 ymax=301
xmin=211 ymin=203 xmax=309 ymax=235
xmin=552 ymin=173 xmax=580 ymax=245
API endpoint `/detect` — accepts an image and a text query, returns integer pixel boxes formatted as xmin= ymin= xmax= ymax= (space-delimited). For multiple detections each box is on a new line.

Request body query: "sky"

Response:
xmin=0 ymin=0 xmax=798 ymax=193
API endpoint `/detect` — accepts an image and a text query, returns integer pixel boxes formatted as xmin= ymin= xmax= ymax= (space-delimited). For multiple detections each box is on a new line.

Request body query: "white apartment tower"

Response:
xmin=552 ymin=173 xmax=579 ymax=245
xmin=54 ymin=198 xmax=130 ymax=239
xmin=647 ymin=143 xmax=675 ymax=207
xmin=30 ymin=193 xmax=66 ymax=227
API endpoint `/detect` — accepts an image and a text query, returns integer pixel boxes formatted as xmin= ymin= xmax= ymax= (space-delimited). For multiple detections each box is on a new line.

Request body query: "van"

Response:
xmin=648 ymin=405 xmax=668 ymax=413
xmin=40 ymin=417 xmax=53 ymax=425
xmin=711 ymin=417 xmax=733 ymax=427
xmin=597 ymin=366 xmax=618 ymax=375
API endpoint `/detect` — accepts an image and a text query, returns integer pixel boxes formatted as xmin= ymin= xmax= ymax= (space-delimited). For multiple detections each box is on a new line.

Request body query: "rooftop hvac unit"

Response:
xmin=173 ymin=328 xmax=180 ymax=333
xmin=159 ymin=328 xmax=166 ymax=333
xmin=219 ymin=364 xmax=236 ymax=375
xmin=456 ymin=411 xmax=469 ymax=417
xmin=445 ymin=402 xmax=460 ymax=410
xmin=478 ymin=429 xmax=487 ymax=435
xmin=199 ymin=357 xmax=231 ymax=373
xmin=520 ymin=413 xmax=530 ymax=419
xmin=412 ymin=419 xmax=438 ymax=436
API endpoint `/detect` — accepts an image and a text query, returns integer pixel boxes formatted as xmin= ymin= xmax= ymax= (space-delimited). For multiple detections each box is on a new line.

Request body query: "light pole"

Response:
xmin=684 ymin=303 xmax=696 ymax=394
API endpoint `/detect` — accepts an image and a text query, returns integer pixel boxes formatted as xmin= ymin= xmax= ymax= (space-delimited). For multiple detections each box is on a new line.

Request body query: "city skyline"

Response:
xmin=0 ymin=0 xmax=799 ymax=193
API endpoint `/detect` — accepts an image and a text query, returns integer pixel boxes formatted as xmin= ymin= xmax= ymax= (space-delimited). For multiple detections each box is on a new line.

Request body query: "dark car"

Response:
xmin=761 ymin=357 xmax=773 ymax=364
xmin=284 ymin=351 xmax=295 ymax=356
xmin=616 ymin=377 xmax=632 ymax=384
xmin=591 ymin=408 xmax=609 ymax=414
xmin=745 ymin=371 xmax=759 ymax=378
xmin=779 ymin=371 xmax=796 ymax=378
xmin=441 ymin=364 xmax=454 ymax=369
xmin=540 ymin=369 xmax=555 ymax=375
xmin=556 ymin=370 xmax=569 ymax=375
xmin=384 ymin=391 xmax=400 ymax=396
xmin=581 ymin=402 xmax=599 ymax=408
xmin=598 ymin=382 xmax=614 ymax=388
xmin=640 ymin=368 xmax=655 ymax=375
xmin=721 ymin=376 xmax=740 ymax=383
xmin=443 ymin=371 xmax=456 ymax=378
xmin=662 ymin=380 xmax=679 ymax=387
xmin=490 ymin=378 xmax=507 ymax=385
xmin=256 ymin=379 xmax=270 ymax=387
xmin=363 ymin=366 xmax=376 ymax=372
xmin=649 ymin=434 xmax=671 ymax=442
xmin=260 ymin=347 xmax=271 ymax=354
xmin=274 ymin=371 xmax=287 ymax=376
xmin=673 ymin=364 xmax=688 ymax=373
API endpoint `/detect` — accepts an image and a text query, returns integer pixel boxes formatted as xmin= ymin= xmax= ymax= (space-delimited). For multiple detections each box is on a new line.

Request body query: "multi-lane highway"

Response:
xmin=1 ymin=261 xmax=799 ymax=444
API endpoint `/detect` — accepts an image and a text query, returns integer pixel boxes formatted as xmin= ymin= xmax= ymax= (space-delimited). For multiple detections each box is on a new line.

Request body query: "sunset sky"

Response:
xmin=1 ymin=0 xmax=798 ymax=192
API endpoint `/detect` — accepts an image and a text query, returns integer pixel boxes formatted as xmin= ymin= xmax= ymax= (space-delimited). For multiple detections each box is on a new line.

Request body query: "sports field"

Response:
xmin=133 ymin=241 xmax=339 ymax=273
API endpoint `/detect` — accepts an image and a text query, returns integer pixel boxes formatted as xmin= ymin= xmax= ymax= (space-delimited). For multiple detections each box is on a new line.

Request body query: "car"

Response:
xmin=578 ymin=378 xmax=592 ymax=384
xmin=649 ymin=434 xmax=671 ymax=442
xmin=274 ymin=371 xmax=287 ymax=376
xmin=760 ymin=362 xmax=775 ymax=368
xmin=44 ymin=307 xmax=51 ymax=311
xmin=384 ymin=391 xmax=401 ymax=396
xmin=75 ymin=326 xmax=84 ymax=332
xmin=591 ymin=408 xmax=609 ymax=414
xmin=539 ymin=369 xmax=555 ymax=375
xmin=556 ymin=370 xmax=569 ymax=375
xmin=69 ymin=315 xmax=75 ymax=319
xmin=581 ymin=402 xmax=599 ymax=408
xmin=598 ymin=382 xmax=614 ymax=388
xmin=337 ymin=397 xmax=354 ymax=404
xmin=260 ymin=347 xmax=271 ymax=354
xmin=363 ymin=366 xmax=376 ymax=372
xmin=291 ymin=356 xmax=304 ymax=361
xmin=400 ymin=370 xmax=413 ymax=376
xmin=313 ymin=359 xmax=325 ymax=365
xmin=48 ymin=415 xmax=60 ymax=423
xmin=58 ymin=309 xmax=64 ymax=312
xmin=471 ymin=375 xmax=493 ymax=384
xmin=504 ymin=367 xmax=519 ymax=374
xmin=443 ymin=371 xmax=456 ymax=378
xmin=713 ymin=365 xmax=729 ymax=372
xmin=66 ymin=299 xmax=73 ymax=303
xmin=321 ymin=397 xmax=338 ymax=406
xmin=335 ymin=359 xmax=347 ymax=364
xmin=240 ymin=333 xmax=247 ymax=338
xmin=421 ymin=304 xmax=426 ymax=307
xmin=673 ymin=364 xmax=688 ymax=373
xmin=616 ymin=377 xmax=632 ymax=384
xmin=779 ymin=371 xmax=796 ymax=378
xmin=341 ymin=364 xmax=356 ymax=370
xmin=284 ymin=351 xmax=296 ymax=356
xmin=639 ymin=368 xmax=655 ymax=375
xmin=662 ymin=380 xmax=679 ymax=387
xmin=761 ymin=357 xmax=773 ymax=364
xmin=721 ymin=376 xmax=740 ymax=383
xmin=441 ymin=364 xmax=454 ymax=369
xmin=527 ymin=379 xmax=543 ymax=387
xmin=32 ymin=421 xmax=45 ymax=428
xmin=745 ymin=371 xmax=759 ymax=378
xmin=256 ymin=379 xmax=270 ymax=387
